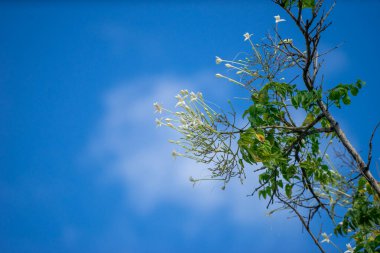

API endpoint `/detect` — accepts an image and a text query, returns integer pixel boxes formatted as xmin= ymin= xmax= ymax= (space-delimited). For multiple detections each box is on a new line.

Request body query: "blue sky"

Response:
xmin=1 ymin=1 xmax=380 ymax=252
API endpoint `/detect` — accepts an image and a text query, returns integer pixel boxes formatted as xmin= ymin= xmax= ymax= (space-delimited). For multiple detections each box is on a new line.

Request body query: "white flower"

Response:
xmin=175 ymin=94 xmax=184 ymax=102
xmin=153 ymin=102 xmax=163 ymax=114
xmin=197 ymin=92 xmax=203 ymax=99
xmin=167 ymin=123 xmax=174 ymax=128
xmin=344 ymin=243 xmax=354 ymax=253
xmin=155 ymin=118 xmax=163 ymax=127
xmin=215 ymin=56 xmax=223 ymax=64
xmin=321 ymin=233 xmax=331 ymax=244
xmin=274 ymin=15 xmax=286 ymax=23
xmin=175 ymin=100 xmax=186 ymax=108
xmin=215 ymin=73 xmax=224 ymax=78
xmin=164 ymin=118 xmax=172 ymax=122
xmin=225 ymin=63 xmax=233 ymax=68
xmin=190 ymin=92 xmax=198 ymax=101
xmin=243 ymin=32 xmax=253 ymax=41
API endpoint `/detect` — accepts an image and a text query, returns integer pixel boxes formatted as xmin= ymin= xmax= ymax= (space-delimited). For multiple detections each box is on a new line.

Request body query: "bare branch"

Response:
xmin=367 ymin=121 xmax=380 ymax=170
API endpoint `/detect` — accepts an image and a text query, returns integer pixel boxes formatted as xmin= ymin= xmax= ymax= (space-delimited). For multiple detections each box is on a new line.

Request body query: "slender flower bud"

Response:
xmin=180 ymin=89 xmax=189 ymax=95
xmin=172 ymin=150 xmax=182 ymax=158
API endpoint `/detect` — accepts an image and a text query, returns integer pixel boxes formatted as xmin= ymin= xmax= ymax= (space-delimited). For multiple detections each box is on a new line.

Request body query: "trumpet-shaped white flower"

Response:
xmin=274 ymin=15 xmax=286 ymax=23
xmin=176 ymin=100 xmax=186 ymax=108
xmin=155 ymin=118 xmax=163 ymax=127
xmin=175 ymin=94 xmax=184 ymax=102
xmin=215 ymin=56 xmax=223 ymax=64
xmin=320 ymin=233 xmax=331 ymax=244
xmin=190 ymin=92 xmax=198 ymax=101
xmin=243 ymin=32 xmax=253 ymax=41
xmin=225 ymin=63 xmax=233 ymax=68
xmin=153 ymin=102 xmax=163 ymax=114
xmin=215 ymin=73 xmax=224 ymax=78
xmin=344 ymin=243 xmax=354 ymax=253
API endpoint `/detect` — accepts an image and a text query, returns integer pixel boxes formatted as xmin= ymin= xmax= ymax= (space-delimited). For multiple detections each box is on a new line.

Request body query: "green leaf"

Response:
xmin=350 ymin=86 xmax=359 ymax=96
xmin=283 ymin=0 xmax=315 ymax=8
xmin=342 ymin=94 xmax=351 ymax=105
xmin=301 ymin=0 xmax=315 ymax=8
xmin=285 ymin=184 xmax=293 ymax=198
xmin=302 ymin=113 xmax=315 ymax=126
xmin=277 ymin=180 xmax=283 ymax=188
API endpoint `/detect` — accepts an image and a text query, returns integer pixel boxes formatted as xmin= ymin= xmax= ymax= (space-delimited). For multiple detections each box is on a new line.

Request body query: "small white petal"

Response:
xmin=274 ymin=15 xmax=286 ymax=23
xmin=243 ymin=32 xmax=253 ymax=41
xmin=153 ymin=102 xmax=163 ymax=114
xmin=175 ymin=101 xmax=186 ymax=107
xmin=155 ymin=118 xmax=163 ymax=127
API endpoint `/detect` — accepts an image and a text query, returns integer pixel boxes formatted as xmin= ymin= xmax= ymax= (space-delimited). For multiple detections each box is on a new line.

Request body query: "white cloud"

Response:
xmin=85 ymin=71 xmax=296 ymax=225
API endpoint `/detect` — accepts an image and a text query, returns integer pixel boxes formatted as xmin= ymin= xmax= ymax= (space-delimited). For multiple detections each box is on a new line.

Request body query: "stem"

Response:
xmin=278 ymin=194 xmax=326 ymax=253
xmin=317 ymin=101 xmax=380 ymax=197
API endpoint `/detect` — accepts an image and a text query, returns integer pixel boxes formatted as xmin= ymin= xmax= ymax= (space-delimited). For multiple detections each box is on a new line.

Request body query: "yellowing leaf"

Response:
xmin=256 ymin=133 xmax=265 ymax=142
xmin=302 ymin=113 xmax=315 ymax=126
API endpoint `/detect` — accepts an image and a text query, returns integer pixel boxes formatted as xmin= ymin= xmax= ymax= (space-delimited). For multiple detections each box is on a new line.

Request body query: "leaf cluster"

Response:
xmin=328 ymin=80 xmax=364 ymax=108
xmin=335 ymin=178 xmax=380 ymax=253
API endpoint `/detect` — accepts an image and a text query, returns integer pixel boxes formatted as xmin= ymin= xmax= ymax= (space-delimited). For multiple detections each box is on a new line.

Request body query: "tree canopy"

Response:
xmin=154 ymin=1 xmax=380 ymax=252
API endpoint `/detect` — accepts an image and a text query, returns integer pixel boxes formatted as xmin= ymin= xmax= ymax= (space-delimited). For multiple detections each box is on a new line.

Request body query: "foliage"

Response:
xmin=154 ymin=0 xmax=380 ymax=252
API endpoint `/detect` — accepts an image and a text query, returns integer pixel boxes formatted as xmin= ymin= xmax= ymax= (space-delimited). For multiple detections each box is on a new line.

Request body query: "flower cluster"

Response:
xmin=320 ymin=232 xmax=355 ymax=253
xmin=213 ymin=17 xmax=299 ymax=93
xmin=154 ymin=90 xmax=245 ymax=185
